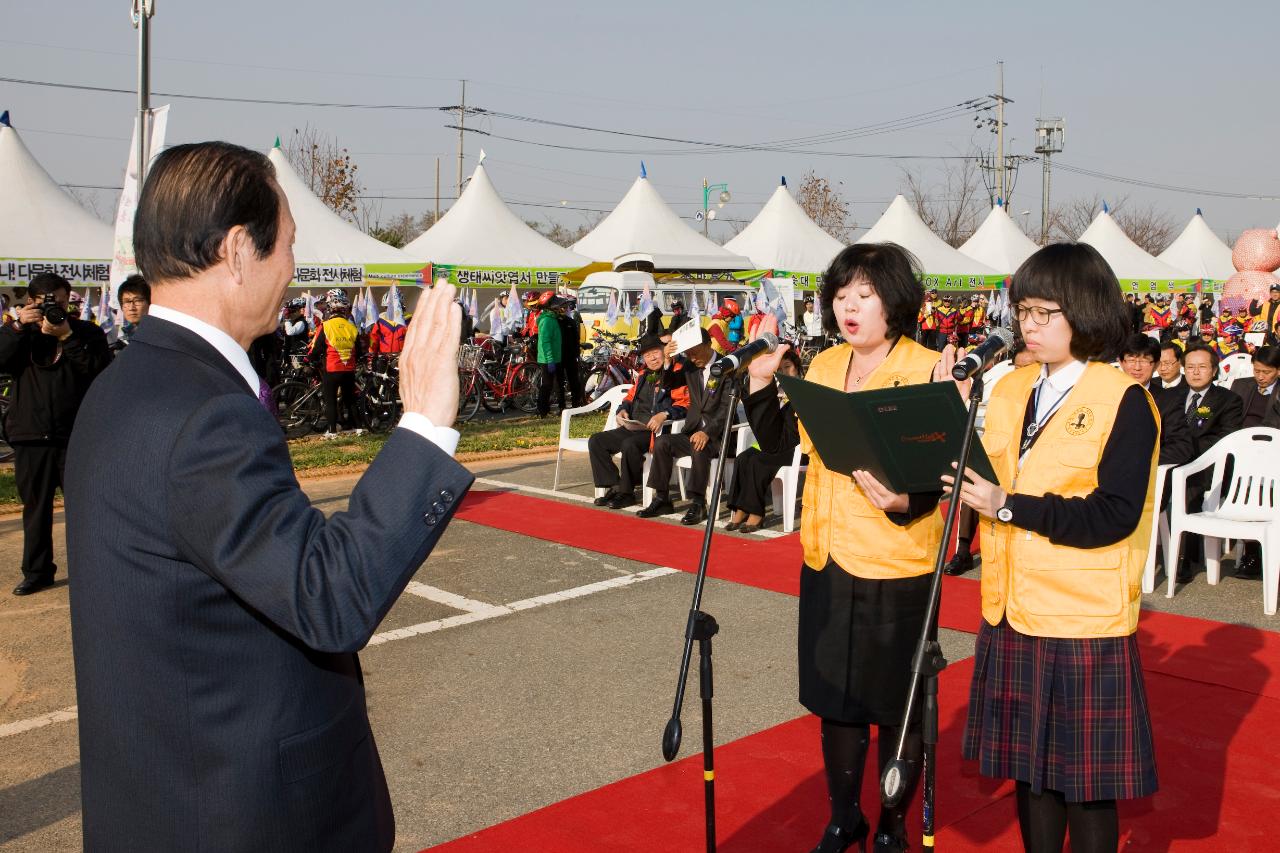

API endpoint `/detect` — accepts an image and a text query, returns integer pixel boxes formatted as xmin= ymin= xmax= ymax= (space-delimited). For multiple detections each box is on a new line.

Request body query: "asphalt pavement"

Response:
xmin=0 ymin=451 xmax=1274 ymax=851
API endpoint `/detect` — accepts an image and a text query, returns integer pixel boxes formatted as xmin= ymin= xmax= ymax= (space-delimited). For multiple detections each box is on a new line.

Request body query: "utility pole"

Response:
xmin=995 ymin=61 xmax=1007 ymax=203
xmin=434 ymin=157 xmax=441 ymax=222
xmin=131 ymin=0 xmax=155 ymax=184
xmin=1035 ymin=118 xmax=1065 ymax=244
xmin=457 ymin=80 xmax=466 ymax=202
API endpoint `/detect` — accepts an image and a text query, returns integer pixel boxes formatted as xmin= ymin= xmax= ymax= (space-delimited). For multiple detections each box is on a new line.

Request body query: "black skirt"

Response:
xmin=797 ymin=561 xmax=932 ymax=726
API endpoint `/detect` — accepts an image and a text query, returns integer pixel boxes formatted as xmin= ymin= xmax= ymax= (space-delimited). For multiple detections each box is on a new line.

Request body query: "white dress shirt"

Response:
xmin=149 ymin=305 xmax=458 ymax=456
xmin=1031 ymin=358 xmax=1087 ymax=423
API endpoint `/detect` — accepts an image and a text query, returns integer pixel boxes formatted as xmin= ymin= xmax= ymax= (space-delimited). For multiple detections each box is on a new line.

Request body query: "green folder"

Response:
xmin=777 ymin=374 xmax=998 ymax=494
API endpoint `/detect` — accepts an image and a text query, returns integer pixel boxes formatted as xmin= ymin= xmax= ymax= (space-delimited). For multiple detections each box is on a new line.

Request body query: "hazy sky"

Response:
xmin=5 ymin=0 xmax=1278 ymax=245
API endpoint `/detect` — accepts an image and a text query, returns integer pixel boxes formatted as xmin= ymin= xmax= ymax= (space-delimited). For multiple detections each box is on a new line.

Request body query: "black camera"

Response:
xmin=38 ymin=293 xmax=68 ymax=326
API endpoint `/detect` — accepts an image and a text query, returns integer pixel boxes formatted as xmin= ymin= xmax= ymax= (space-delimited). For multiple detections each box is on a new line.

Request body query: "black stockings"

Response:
xmin=819 ymin=719 xmax=921 ymax=844
xmin=1015 ymin=781 xmax=1118 ymax=853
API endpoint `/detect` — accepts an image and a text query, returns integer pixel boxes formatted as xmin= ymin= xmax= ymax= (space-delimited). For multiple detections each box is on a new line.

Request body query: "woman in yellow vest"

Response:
xmin=944 ymin=243 xmax=1159 ymax=852
xmin=747 ymin=244 xmax=964 ymax=853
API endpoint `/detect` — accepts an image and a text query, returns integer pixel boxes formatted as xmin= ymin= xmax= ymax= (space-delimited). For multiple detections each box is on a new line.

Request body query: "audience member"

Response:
xmin=1229 ymin=345 xmax=1279 ymax=429
xmin=637 ymin=328 xmax=734 ymax=525
xmin=115 ymin=274 xmax=151 ymax=349
xmin=0 ymin=272 xmax=111 ymax=595
xmin=727 ymin=347 xmax=803 ymax=532
xmin=309 ymin=291 xmax=362 ymax=437
xmin=1118 ymin=334 xmax=1194 ymax=466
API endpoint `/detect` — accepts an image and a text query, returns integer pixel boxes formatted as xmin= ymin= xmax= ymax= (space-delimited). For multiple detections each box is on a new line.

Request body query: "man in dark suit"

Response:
xmin=1155 ymin=340 xmax=1186 ymax=393
xmin=1229 ymin=345 xmax=1280 ymax=429
xmin=1176 ymin=343 xmax=1245 ymax=581
xmin=638 ymin=328 xmax=735 ymax=525
xmin=1119 ymin=334 xmax=1195 ymax=466
xmin=65 ymin=142 xmax=472 ymax=853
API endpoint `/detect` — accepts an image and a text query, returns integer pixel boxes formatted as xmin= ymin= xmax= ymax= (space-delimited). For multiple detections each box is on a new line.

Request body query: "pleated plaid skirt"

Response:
xmin=962 ymin=619 xmax=1158 ymax=802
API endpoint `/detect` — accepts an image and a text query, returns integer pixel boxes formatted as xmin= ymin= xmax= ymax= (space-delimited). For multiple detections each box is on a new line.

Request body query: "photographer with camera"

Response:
xmin=0 ymin=272 xmax=110 ymax=595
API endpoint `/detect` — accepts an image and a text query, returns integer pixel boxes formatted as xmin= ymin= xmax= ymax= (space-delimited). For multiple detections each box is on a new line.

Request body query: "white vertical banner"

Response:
xmin=109 ymin=104 xmax=170 ymax=292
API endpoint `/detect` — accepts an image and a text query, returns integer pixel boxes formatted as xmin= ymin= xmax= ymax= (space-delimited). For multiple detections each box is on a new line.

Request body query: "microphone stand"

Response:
xmin=879 ymin=371 xmax=985 ymax=851
xmin=661 ymin=372 xmax=742 ymax=853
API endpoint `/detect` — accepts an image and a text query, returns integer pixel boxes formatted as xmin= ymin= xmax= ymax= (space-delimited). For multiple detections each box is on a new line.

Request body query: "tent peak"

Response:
xmin=639 ymin=161 xmax=647 ymax=179
xmin=273 ymin=136 xmax=281 ymax=149
xmin=0 ymin=111 xmax=9 ymax=128
xmin=780 ymin=175 xmax=787 ymax=187
xmin=1195 ymin=207 xmax=1203 ymax=216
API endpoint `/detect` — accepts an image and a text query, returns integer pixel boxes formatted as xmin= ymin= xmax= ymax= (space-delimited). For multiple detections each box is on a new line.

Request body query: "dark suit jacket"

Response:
xmin=1230 ymin=377 xmax=1280 ymax=428
xmin=65 ymin=318 xmax=474 ymax=852
xmin=1144 ymin=383 xmax=1195 ymax=466
xmin=668 ymin=357 xmax=734 ymax=445
xmin=1181 ymin=382 xmax=1244 ymax=458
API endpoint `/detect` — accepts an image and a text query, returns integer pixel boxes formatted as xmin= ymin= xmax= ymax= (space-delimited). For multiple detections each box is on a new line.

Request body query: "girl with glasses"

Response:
xmin=943 ymin=243 xmax=1159 ymax=852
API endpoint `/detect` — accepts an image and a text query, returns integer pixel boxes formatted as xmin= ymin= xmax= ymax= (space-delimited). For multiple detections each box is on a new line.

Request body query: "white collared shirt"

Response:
xmin=1161 ymin=376 xmax=1182 ymax=389
xmin=1031 ymin=359 xmax=1086 ymax=423
xmin=149 ymin=305 xmax=458 ymax=456
xmin=1184 ymin=384 xmax=1212 ymax=413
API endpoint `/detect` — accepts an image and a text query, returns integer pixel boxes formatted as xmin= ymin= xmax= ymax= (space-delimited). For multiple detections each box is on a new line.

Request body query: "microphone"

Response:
xmin=709 ymin=332 xmax=780 ymax=379
xmin=951 ymin=326 xmax=1015 ymax=381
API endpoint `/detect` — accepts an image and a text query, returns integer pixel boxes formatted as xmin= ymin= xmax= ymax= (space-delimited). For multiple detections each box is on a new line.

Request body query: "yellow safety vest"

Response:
xmin=978 ymin=362 xmax=1158 ymax=638
xmin=799 ymin=338 xmax=943 ymax=579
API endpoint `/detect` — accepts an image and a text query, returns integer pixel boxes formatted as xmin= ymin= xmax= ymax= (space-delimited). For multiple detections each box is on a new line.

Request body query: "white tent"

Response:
xmin=958 ymin=204 xmax=1040 ymax=275
xmin=268 ymin=143 xmax=423 ymax=285
xmin=403 ymin=161 xmax=588 ymax=269
xmin=856 ymin=195 xmax=999 ymax=283
xmin=724 ymin=181 xmax=845 ymax=274
xmin=572 ymin=174 xmax=748 ymax=264
xmin=1078 ymin=209 xmax=1195 ymax=286
xmin=1157 ymin=210 xmax=1235 ymax=282
xmin=0 ymin=118 xmax=113 ymax=284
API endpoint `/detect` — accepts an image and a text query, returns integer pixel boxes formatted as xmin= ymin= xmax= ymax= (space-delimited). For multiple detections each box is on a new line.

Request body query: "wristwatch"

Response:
xmin=996 ymin=501 xmax=1014 ymax=523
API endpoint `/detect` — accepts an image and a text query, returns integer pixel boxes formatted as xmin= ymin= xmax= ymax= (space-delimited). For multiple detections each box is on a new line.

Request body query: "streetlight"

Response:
xmin=1019 ymin=210 xmax=1032 ymax=232
xmin=697 ymin=178 xmax=730 ymax=238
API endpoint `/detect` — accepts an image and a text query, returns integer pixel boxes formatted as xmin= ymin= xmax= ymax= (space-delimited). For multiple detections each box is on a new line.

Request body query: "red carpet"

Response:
xmin=435 ymin=488 xmax=1280 ymax=851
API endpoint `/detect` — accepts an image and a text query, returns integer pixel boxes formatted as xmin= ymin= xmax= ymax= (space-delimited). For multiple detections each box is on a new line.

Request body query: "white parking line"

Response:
xmin=0 ymin=568 xmax=682 ymax=741
xmin=475 ymin=477 xmax=787 ymax=537
xmin=403 ymin=582 xmax=495 ymax=613
xmin=366 ymin=567 xmax=678 ymax=647
xmin=0 ymin=705 xmax=77 ymax=739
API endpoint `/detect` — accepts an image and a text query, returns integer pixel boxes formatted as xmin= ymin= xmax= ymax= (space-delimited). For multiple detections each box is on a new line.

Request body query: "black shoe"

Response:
xmin=593 ymin=488 xmax=619 ymax=507
xmin=1235 ymin=553 xmax=1263 ymax=579
xmin=637 ymin=497 xmax=675 ymax=518
xmin=943 ymin=551 xmax=974 ymax=576
xmin=811 ymin=816 xmax=869 ymax=853
xmin=680 ymin=502 xmax=707 ymax=526
xmin=1175 ymin=557 xmax=1197 ymax=584
xmin=872 ymin=831 xmax=908 ymax=852
xmin=608 ymin=491 xmax=639 ymax=510
xmin=13 ymin=577 xmax=54 ymax=596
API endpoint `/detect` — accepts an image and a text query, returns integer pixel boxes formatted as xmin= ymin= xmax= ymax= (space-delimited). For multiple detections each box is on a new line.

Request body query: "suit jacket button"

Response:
xmin=440 ymin=489 xmax=455 ymax=503
xmin=424 ymin=513 xmax=439 ymax=526
xmin=431 ymin=500 xmax=446 ymax=514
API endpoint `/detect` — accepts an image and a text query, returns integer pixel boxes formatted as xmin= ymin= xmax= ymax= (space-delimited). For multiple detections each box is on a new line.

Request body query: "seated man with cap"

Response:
xmin=638 ymin=328 xmax=734 ymax=525
xmin=587 ymin=334 xmax=687 ymax=509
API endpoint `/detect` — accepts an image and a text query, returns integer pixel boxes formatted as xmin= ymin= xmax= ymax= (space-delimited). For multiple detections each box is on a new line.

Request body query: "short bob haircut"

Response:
xmin=1010 ymin=243 xmax=1130 ymax=362
xmin=819 ymin=242 xmax=923 ymax=340
xmin=1252 ymin=345 xmax=1280 ymax=370
xmin=134 ymin=141 xmax=281 ymax=284
xmin=1120 ymin=333 xmax=1161 ymax=362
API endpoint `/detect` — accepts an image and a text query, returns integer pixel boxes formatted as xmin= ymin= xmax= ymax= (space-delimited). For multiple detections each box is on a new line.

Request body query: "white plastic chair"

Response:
xmin=1165 ymin=428 xmax=1280 ymax=614
xmin=1216 ymin=352 xmax=1252 ymax=388
xmin=1141 ymin=463 xmax=1174 ymax=594
xmin=553 ymin=383 xmax=631 ymax=492
xmin=641 ymin=418 xmax=684 ymax=506
xmin=770 ymin=444 xmax=807 ymax=533
xmin=675 ymin=422 xmax=750 ymax=504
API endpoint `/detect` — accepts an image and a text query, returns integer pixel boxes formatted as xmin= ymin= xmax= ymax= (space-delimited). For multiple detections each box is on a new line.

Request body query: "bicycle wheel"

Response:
xmin=512 ymin=363 xmax=542 ymax=414
xmin=457 ymin=372 xmax=482 ymax=423
xmin=582 ymin=365 xmax=606 ymax=400
xmin=273 ymin=380 xmax=323 ymax=438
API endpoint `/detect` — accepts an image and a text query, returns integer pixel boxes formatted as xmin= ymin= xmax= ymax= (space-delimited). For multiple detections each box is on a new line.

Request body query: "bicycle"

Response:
xmin=458 ymin=344 xmax=541 ymax=416
xmin=583 ymin=330 xmax=638 ymax=401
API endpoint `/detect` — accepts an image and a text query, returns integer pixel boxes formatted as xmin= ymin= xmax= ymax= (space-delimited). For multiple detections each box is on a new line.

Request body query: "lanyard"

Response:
xmin=1019 ymin=380 xmax=1074 ymax=458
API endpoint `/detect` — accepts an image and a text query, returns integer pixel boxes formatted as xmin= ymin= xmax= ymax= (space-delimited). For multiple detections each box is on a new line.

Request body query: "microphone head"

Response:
xmin=988 ymin=326 xmax=1015 ymax=351
xmin=758 ymin=331 xmax=780 ymax=352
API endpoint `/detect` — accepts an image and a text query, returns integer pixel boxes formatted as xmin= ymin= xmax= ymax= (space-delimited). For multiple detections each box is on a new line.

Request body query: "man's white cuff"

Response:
xmin=397 ymin=412 xmax=460 ymax=457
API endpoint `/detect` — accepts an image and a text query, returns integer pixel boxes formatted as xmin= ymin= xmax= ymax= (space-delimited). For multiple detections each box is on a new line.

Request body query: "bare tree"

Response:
xmin=1050 ymin=194 xmax=1177 ymax=254
xmin=795 ymin=171 xmax=853 ymax=242
xmin=900 ymin=156 xmax=986 ymax=247
xmin=283 ymin=125 xmax=362 ymax=222
xmin=525 ymin=219 xmax=593 ymax=248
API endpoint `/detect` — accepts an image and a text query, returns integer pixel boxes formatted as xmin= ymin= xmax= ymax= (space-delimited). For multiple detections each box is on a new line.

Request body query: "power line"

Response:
xmin=1053 ymin=161 xmax=1280 ymax=201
